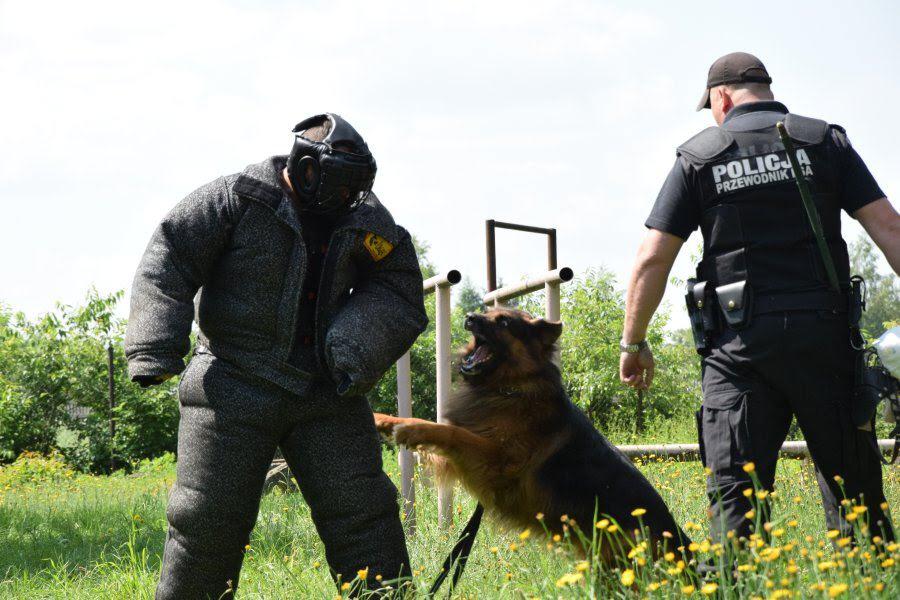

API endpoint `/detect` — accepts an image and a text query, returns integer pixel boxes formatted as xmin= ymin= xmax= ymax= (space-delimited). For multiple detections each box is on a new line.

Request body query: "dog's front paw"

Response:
xmin=394 ymin=423 xmax=430 ymax=449
xmin=373 ymin=413 xmax=401 ymax=435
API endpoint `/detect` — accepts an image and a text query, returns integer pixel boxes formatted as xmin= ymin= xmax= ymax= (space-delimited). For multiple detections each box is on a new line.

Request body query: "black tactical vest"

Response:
xmin=678 ymin=113 xmax=850 ymax=296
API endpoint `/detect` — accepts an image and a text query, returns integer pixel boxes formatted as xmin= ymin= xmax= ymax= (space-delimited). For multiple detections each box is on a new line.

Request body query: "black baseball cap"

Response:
xmin=696 ymin=52 xmax=772 ymax=111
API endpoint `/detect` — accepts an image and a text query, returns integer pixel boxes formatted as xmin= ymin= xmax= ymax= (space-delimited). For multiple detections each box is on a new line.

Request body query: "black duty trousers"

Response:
xmin=698 ymin=310 xmax=893 ymax=542
xmin=155 ymin=351 xmax=409 ymax=600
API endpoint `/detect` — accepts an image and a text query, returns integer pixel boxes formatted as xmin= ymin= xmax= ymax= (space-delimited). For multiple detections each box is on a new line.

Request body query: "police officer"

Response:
xmin=125 ymin=114 xmax=428 ymax=598
xmin=619 ymin=53 xmax=899 ymax=543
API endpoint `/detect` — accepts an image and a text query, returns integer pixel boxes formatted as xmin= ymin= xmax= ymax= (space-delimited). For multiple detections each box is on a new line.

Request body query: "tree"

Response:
xmin=849 ymin=234 xmax=899 ymax=336
xmin=456 ymin=277 xmax=485 ymax=315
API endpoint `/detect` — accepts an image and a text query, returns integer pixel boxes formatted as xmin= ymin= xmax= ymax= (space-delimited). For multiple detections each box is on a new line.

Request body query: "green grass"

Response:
xmin=1 ymin=449 xmax=898 ymax=598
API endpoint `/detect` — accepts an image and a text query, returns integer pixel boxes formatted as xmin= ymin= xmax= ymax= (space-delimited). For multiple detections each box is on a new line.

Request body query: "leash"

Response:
xmin=428 ymin=503 xmax=484 ymax=597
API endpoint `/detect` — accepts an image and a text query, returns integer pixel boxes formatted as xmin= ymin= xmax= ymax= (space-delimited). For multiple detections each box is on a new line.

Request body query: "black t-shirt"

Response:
xmin=645 ymin=102 xmax=885 ymax=241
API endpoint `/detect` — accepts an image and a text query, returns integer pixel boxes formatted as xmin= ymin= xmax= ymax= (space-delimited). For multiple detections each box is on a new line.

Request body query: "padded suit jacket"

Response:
xmin=124 ymin=156 xmax=428 ymax=397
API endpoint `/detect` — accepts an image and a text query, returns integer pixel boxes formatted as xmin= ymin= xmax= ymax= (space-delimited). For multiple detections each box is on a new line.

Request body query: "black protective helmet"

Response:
xmin=287 ymin=113 xmax=377 ymax=216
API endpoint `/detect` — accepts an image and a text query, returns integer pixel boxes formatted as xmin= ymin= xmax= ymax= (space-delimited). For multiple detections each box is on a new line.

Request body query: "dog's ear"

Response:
xmin=530 ymin=318 xmax=563 ymax=346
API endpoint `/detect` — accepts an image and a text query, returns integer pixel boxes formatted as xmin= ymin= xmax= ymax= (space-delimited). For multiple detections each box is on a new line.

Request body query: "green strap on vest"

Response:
xmin=776 ymin=122 xmax=841 ymax=291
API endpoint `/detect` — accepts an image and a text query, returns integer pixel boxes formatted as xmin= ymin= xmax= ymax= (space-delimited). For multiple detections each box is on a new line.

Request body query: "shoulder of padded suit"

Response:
xmin=350 ymin=192 xmax=400 ymax=245
xmin=676 ymin=126 xmax=734 ymax=162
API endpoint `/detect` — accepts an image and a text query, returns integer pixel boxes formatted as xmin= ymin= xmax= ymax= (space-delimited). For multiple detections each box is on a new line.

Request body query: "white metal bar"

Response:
xmin=617 ymin=440 xmax=897 ymax=461
xmin=483 ymin=267 xmax=574 ymax=306
xmin=395 ymin=351 xmax=416 ymax=535
xmin=423 ymin=270 xmax=461 ymax=296
xmin=435 ymin=282 xmax=454 ymax=526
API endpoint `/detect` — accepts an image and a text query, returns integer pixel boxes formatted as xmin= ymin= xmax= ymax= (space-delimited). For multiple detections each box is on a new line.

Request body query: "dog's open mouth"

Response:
xmin=461 ymin=335 xmax=494 ymax=374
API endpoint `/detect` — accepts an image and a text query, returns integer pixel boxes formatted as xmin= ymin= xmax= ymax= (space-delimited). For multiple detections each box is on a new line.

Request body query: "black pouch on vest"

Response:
xmin=715 ymin=281 xmax=753 ymax=329
xmin=686 ymin=279 xmax=709 ymax=354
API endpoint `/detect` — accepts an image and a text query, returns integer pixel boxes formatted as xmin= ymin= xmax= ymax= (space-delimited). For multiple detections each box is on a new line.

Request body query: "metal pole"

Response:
xmin=545 ymin=279 xmax=561 ymax=364
xmin=395 ymin=351 xmax=416 ymax=535
xmin=436 ymin=282 xmax=454 ymax=526
xmin=107 ymin=343 xmax=116 ymax=472
xmin=486 ymin=220 xmax=497 ymax=293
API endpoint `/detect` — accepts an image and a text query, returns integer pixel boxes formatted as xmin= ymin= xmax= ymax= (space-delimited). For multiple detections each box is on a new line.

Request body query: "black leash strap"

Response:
xmin=776 ymin=122 xmax=840 ymax=292
xmin=428 ymin=503 xmax=484 ymax=597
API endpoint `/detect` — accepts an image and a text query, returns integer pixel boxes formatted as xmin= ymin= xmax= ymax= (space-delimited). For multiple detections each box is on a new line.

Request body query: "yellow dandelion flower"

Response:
xmin=836 ymin=537 xmax=851 ymax=548
xmin=699 ymin=540 xmax=711 ymax=552
xmin=771 ymin=590 xmax=792 ymax=599
xmin=875 ymin=582 xmax=885 ymax=592
xmin=519 ymin=528 xmax=531 ymax=541
xmin=788 ymin=519 xmax=798 ymax=527
xmin=596 ymin=519 xmax=609 ymax=530
xmin=688 ymin=542 xmax=699 ymax=552
xmin=786 ymin=564 xmax=798 ymax=574
xmin=757 ymin=490 xmax=769 ymax=500
xmin=508 ymin=542 xmax=517 ymax=552
xmin=560 ymin=514 xmax=569 ymax=522
xmin=793 ymin=496 xmax=802 ymax=504
xmin=742 ymin=488 xmax=753 ymax=498
xmin=620 ymin=569 xmax=635 ymax=586
xmin=314 ymin=561 xmax=321 ymax=568
xmin=631 ymin=508 xmax=647 ymax=517
xmin=341 ymin=582 xmax=351 ymax=591
xmin=375 ymin=574 xmax=382 ymax=582
xmin=552 ymin=534 xmax=561 ymax=542
xmin=681 ymin=584 xmax=696 ymax=595
xmin=608 ymin=524 xmax=619 ymax=533
xmin=827 ymin=530 xmax=840 ymax=539
xmin=701 ymin=582 xmax=718 ymax=595
xmin=357 ymin=568 xmax=368 ymax=580
xmin=742 ymin=462 xmax=755 ymax=473
xmin=555 ymin=572 xmax=583 ymax=587
xmin=576 ymin=561 xmax=589 ymax=572
xmin=648 ymin=582 xmax=661 ymax=591
xmin=665 ymin=551 xmax=675 ymax=562
xmin=846 ymin=513 xmax=858 ymax=522
xmin=244 ymin=544 xmax=251 ymax=551
xmin=772 ymin=528 xmax=785 ymax=538
xmin=535 ymin=512 xmax=544 ymax=520
xmin=882 ymin=558 xmax=895 ymax=567
xmin=833 ymin=475 xmax=844 ymax=484
xmin=745 ymin=509 xmax=756 ymax=520
xmin=818 ymin=560 xmax=836 ymax=571
xmin=828 ymin=583 xmax=848 ymax=597
xmin=853 ymin=505 xmax=867 ymax=514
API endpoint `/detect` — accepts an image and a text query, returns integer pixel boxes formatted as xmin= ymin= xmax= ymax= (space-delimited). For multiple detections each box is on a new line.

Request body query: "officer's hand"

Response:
xmin=620 ymin=347 xmax=655 ymax=390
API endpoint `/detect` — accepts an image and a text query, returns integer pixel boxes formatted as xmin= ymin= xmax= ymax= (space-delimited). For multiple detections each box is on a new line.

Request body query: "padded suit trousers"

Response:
xmin=698 ymin=310 xmax=894 ymax=542
xmin=155 ymin=351 xmax=409 ymax=599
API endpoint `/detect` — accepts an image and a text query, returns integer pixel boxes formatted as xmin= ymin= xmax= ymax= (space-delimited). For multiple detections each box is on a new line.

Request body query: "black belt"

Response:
xmin=754 ymin=291 xmax=848 ymax=315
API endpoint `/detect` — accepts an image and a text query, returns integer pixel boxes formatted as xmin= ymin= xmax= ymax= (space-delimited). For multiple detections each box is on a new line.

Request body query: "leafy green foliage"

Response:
xmin=850 ymin=234 xmax=899 ymax=336
xmin=0 ymin=290 xmax=178 ymax=472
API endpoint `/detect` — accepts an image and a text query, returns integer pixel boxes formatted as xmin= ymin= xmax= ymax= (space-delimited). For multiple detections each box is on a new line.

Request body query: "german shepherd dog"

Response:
xmin=374 ymin=308 xmax=690 ymax=558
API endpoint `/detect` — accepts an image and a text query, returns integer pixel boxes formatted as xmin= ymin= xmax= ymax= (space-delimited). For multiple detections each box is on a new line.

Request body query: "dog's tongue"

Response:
xmin=472 ymin=345 xmax=491 ymax=363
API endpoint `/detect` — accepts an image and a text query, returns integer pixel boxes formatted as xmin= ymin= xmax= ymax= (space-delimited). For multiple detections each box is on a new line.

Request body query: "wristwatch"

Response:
xmin=619 ymin=340 xmax=649 ymax=354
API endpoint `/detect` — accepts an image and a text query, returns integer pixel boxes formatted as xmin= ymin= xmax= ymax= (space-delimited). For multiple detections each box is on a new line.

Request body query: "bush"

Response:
xmin=0 ymin=290 xmax=179 ymax=472
xmin=0 ymin=451 xmax=75 ymax=487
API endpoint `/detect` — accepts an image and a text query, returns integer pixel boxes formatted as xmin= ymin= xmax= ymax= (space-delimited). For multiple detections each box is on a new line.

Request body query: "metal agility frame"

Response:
xmin=396 ymin=269 xmax=461 ymax=534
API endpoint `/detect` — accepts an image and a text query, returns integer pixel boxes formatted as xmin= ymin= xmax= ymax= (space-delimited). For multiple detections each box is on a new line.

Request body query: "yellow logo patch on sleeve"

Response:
xmin=363 ymin=232 xmax=394 ymax=261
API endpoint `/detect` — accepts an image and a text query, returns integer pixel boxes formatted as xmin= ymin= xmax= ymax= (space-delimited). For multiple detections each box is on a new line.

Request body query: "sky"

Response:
xmin=1 ymin=0 xmax=897 ymax=330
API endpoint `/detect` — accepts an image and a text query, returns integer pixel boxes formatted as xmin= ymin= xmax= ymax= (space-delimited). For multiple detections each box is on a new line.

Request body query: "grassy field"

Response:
xmin=1 ymin=449 xmax=899 ymax=599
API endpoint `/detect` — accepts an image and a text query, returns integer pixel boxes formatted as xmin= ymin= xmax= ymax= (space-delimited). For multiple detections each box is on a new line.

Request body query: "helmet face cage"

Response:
xmin=287 ymin=114 xmax=377 ymax=217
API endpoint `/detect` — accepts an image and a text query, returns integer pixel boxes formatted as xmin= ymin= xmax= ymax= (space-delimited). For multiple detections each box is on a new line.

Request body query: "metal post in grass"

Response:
xmin=107 ymin=342 xmax=116 ymax=472
xmin=395 ymin=270 xmax=462 ymax=533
